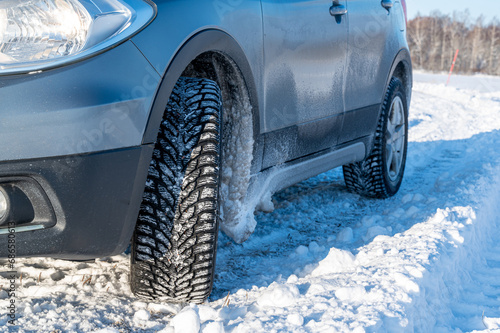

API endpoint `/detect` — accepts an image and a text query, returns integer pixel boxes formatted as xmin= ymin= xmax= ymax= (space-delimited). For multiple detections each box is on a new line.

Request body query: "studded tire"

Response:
xmin=130 ymin=77 xmax=222 ymax=303
xmin=343 ymin=77 xmax=408 ymax=199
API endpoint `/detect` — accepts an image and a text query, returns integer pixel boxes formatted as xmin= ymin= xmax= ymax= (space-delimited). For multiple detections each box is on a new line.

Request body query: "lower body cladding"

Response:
xmin=0 ymin=146 xmax=153 ymax=260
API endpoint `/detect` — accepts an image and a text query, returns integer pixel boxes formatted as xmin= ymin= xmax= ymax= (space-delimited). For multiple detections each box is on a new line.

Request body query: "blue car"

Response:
xmin=0 ymin=0 xmax=412 ymax=303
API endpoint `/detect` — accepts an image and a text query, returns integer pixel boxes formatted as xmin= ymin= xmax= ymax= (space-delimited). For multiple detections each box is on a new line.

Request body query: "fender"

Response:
xmin=358 ymin=47 xmax=412 ymax=158
xmin=141 ymin=29 xmax=261 ymax=145
xmin=385 ymin=48 xmax=413 ymax=108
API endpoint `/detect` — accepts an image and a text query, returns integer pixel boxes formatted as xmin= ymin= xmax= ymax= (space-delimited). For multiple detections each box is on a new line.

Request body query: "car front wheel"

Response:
xmin=130 ymin=77 xmax=222 ymax=303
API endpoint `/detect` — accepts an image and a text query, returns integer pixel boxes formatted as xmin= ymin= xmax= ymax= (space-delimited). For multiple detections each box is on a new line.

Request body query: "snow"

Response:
xmin=171 ymin=307 xmax=201 ymax=333
xmin=310 ymin=248 xmax=356 ymax=276
xmin=257 ymin=283 xmax=300 ymax=308
xmin=134 ymin=309 xmax=151 ymax=322
xmin=2 ymin=72 xmax=500 ymax=332
xmin=219 ymin=98 xmax=256 ymax=244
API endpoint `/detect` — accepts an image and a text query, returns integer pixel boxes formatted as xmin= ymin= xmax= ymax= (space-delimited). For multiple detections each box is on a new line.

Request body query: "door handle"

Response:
xmin=330 ymin=1 xmax=347 ymax=17
xmin=381 ymin=0 xmax=393 ymax=10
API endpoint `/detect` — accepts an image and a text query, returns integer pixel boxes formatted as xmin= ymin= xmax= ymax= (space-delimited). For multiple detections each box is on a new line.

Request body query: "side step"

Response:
xmin=248 ymin=142 xmax=366 ymax=204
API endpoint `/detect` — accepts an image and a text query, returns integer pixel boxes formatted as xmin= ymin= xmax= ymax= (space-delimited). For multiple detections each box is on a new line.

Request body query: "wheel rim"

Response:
xmin=385 ymin=96 xmax=406 ymax=182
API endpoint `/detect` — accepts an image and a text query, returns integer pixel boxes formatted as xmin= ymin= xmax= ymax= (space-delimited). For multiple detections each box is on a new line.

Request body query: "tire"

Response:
xmin=343 ymin=77 xmax=408 ymax=198
xmin=130 ymin=77 xmax=222 ymax=303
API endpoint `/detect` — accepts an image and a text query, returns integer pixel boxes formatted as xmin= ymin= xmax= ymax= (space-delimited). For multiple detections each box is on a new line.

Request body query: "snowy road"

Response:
xmin=2 ymin=72 xmax=500 ymax=332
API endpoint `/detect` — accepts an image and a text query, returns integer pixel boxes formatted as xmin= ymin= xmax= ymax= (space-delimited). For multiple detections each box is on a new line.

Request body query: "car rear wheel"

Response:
xmin=130 ymin=77 xmax=222 ymax=303
xmin=343 ymin=77 xmax=408 ymax=198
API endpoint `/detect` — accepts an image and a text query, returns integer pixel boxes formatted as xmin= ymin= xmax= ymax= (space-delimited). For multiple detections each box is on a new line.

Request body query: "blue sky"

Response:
xmin=407 ymin=0 xmax=499 ymax=23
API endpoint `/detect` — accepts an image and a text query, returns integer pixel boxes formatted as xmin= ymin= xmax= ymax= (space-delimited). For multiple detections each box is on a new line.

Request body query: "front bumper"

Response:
xmin=0 ymin=40 xmax=160 ymax=259
xmin=0 ymin=146 xmax=153 ymax=259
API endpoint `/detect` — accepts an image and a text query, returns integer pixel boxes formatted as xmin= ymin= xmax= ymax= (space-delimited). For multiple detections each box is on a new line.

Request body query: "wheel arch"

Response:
xmin=386 ymin=48 xmax=413 ymax=109
xmin=141 ymin=29 xmax=261 ymax=151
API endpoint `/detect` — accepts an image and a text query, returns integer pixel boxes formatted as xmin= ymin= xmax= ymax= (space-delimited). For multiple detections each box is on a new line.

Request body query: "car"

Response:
xmin=0 ymin=0 xmax=412 ymax=303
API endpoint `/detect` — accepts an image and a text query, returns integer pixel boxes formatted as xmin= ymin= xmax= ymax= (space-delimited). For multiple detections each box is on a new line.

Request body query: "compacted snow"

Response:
xmin=2 ymin=72 xmax=500 ymax=332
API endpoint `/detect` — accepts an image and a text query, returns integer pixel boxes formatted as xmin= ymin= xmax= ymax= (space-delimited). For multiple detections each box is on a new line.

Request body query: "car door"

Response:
xmin=340 ymin=0 xmax=394 ymax=143
xmin=261 ymin=0 xmax=348 ymax=168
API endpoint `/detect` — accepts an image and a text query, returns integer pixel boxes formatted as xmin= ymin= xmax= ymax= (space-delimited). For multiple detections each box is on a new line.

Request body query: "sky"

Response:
xmin=407 ymin=0 xmax=499 ymax=23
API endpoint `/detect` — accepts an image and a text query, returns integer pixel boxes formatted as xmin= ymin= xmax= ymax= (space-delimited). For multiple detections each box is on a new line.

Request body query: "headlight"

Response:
xmin=0 ymin=0 xmax=156 ymax=75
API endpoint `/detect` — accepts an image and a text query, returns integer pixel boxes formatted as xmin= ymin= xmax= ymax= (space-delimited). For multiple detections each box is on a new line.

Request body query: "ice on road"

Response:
xmin=2 ymin=72 xmax=500 ymax=332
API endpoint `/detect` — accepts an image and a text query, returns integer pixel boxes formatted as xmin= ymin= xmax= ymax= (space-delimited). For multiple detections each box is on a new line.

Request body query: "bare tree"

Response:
xmin=407 ymin=11 xmax=500 ymax=75
xmin=469 ymin=16 xmax=484 ymax=72
xmin=488 ymin=18 xmax=498 ymax=74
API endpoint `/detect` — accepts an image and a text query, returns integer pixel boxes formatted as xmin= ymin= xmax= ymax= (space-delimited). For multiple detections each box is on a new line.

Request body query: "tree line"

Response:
xmin=407 ymin=11 xmax=499 ymax=75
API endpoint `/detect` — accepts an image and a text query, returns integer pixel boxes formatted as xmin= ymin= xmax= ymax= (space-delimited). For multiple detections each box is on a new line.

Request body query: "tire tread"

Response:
xmin=131 ymin=77 xmax=222 ymax=303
